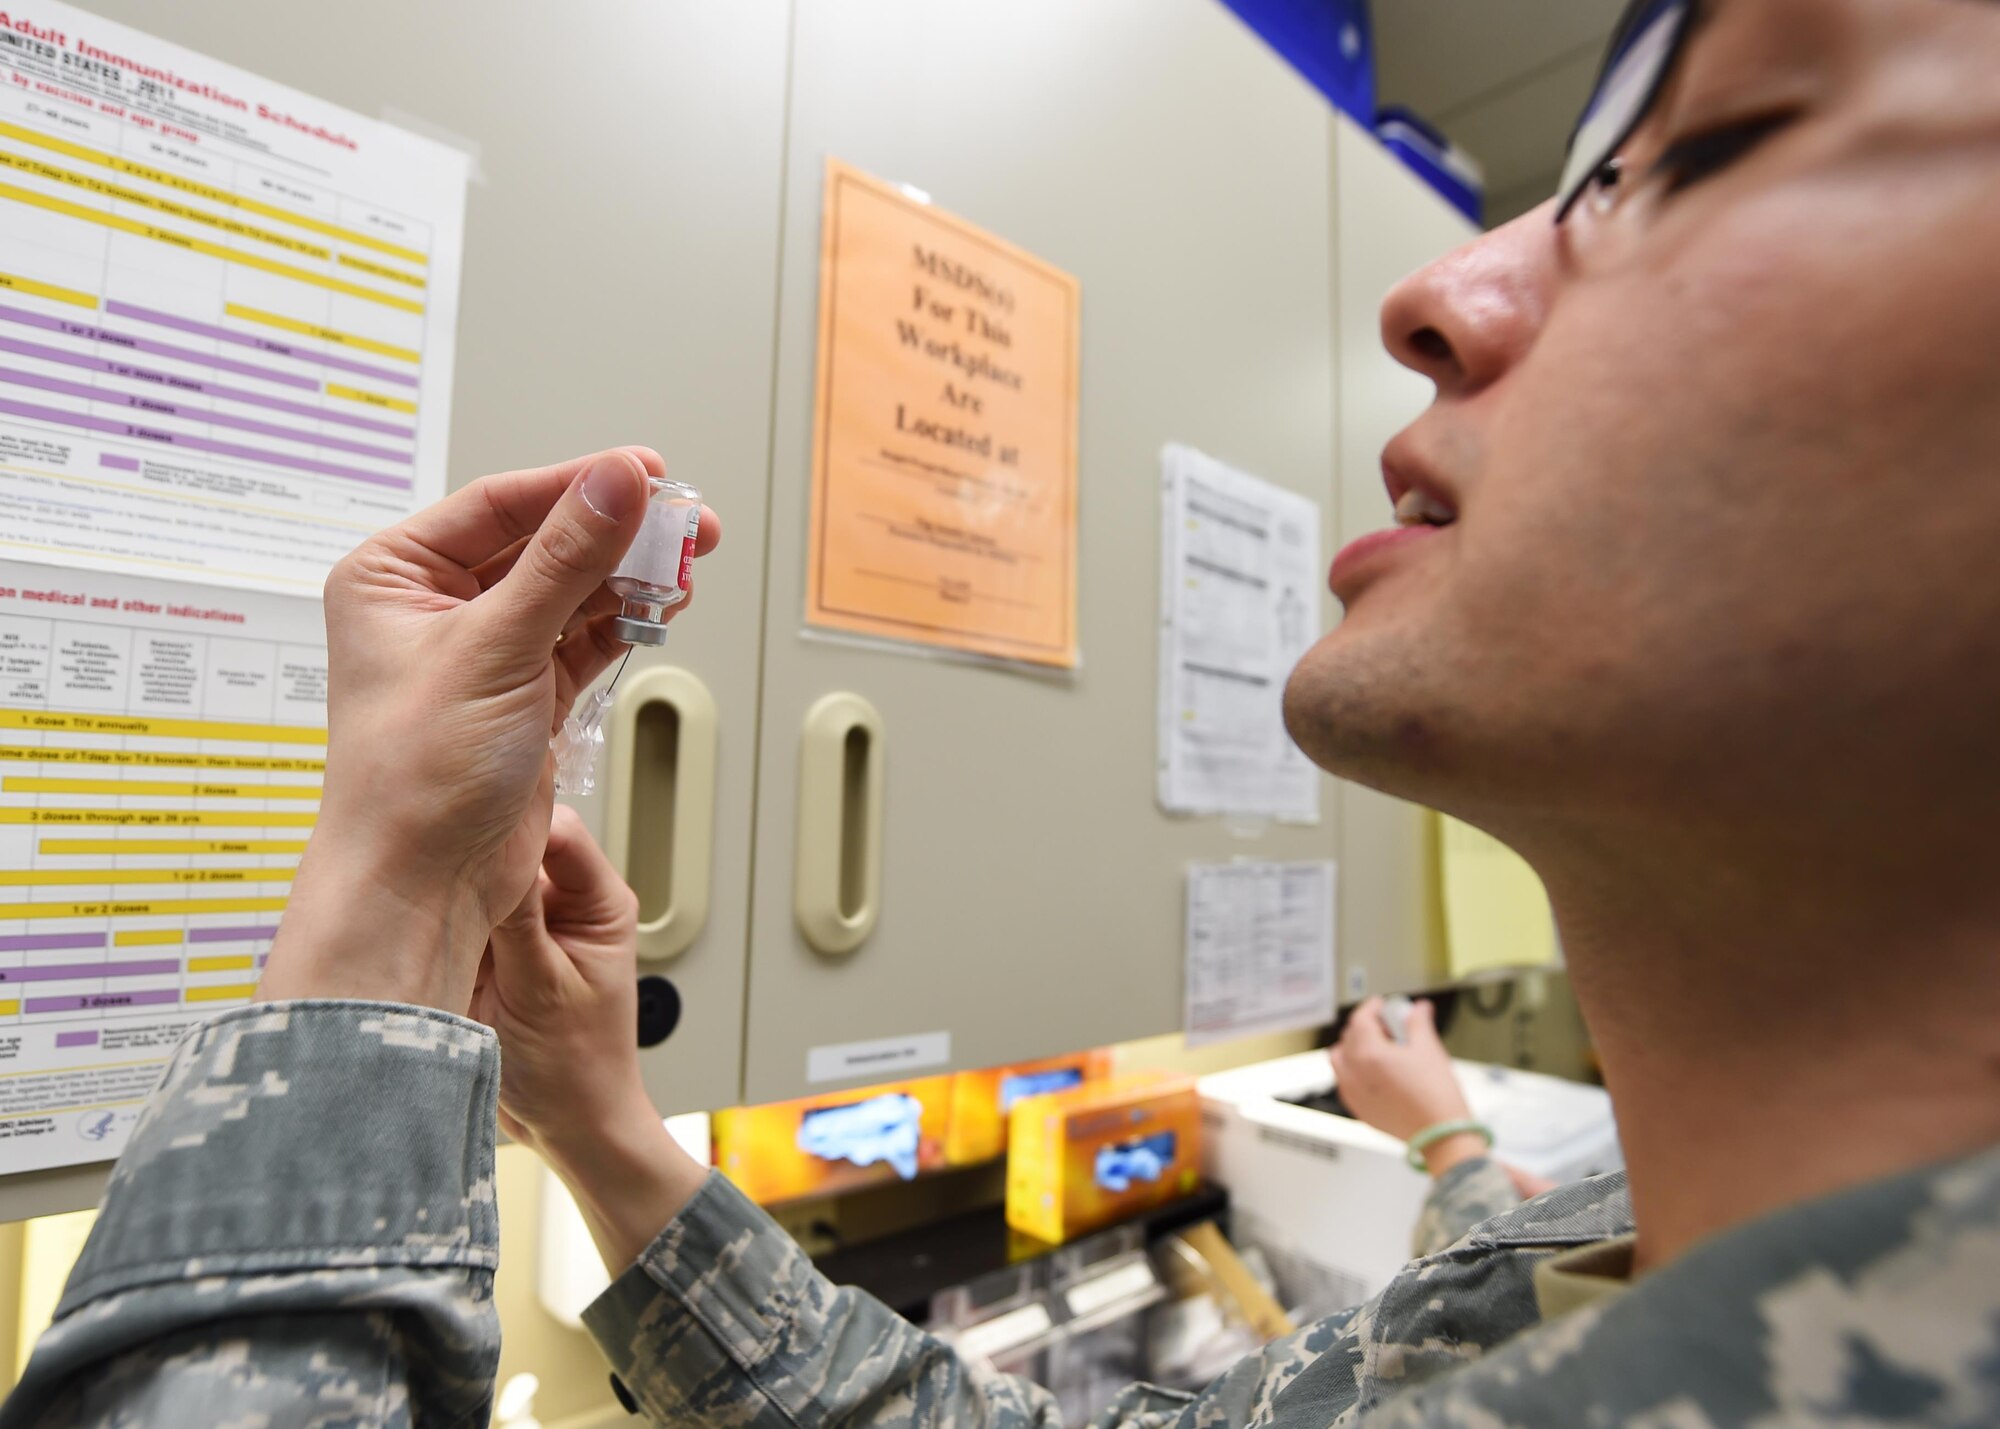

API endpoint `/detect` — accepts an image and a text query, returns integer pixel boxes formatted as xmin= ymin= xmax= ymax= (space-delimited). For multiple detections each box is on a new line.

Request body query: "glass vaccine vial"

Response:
xmin=608 ymin=477 xmax=702 ymax=645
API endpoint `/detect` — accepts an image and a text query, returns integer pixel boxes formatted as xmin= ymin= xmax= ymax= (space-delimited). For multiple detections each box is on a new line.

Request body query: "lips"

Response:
xmin=1327 ymin=447 xmax=1460 ymax=603
xmin=1328 ymin=525 xmax=1442 ymax=602
xmin=1393 ymin=486 xmax=1455 ymax=527
xmin=1381 ymin=439 xmax=1460 ymax=527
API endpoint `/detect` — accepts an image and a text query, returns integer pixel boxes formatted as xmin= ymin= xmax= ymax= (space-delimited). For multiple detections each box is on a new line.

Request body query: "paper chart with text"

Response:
xmin=0 ymin=2 xmax=468 ymax=595
xmin=0 ymin=557 xmax=322 ymax=1173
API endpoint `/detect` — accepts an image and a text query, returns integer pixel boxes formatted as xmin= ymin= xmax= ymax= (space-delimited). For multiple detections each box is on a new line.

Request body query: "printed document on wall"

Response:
xmin=0 ymin=3 xmax=468 ymax=595
xmin=1159 ymin=444 xmax=1321 ymax=820
xmin=1184 ymin=860 xmax=1336 ymax=1048
xmin=0 ymin=557 xmax=322 ymax=1173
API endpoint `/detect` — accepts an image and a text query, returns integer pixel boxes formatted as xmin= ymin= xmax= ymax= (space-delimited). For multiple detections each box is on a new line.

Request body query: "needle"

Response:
xmin=604 ymin=646 xmax=634 ymax=697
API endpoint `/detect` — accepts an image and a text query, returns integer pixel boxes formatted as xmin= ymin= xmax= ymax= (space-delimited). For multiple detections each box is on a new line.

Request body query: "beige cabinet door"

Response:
xmin=1329 ymin=116 xmax=1482 ymax=1000
xmin=67 ymin=0 xmax=791 ymax=1121
xmin=741 ymin=0 xmax=1345 ymax=1102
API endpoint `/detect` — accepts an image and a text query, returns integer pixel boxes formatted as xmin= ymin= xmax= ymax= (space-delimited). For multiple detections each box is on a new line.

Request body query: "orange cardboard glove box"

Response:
xmin=712 ymin=1076 xmax=953 ymax=1205
xmin=945 ymin=1049 xmax=1114 ymax=1166
xmin=1006 ymin=1073 xmax=1202 ymax=1243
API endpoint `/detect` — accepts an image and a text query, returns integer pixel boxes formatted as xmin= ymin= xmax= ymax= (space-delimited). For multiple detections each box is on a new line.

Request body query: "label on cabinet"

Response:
xmin=806 ymin=1029 xmax=952 ymax=1085
xmin=804 ymin=159 xmax=1079 ymax=669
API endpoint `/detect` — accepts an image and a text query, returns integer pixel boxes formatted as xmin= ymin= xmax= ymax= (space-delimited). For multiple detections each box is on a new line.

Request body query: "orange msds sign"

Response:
xmin=806 ymin=160 xmax=1080 ymax=668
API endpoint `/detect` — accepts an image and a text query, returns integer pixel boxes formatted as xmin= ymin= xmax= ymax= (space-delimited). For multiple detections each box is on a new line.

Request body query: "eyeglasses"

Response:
xmin=1555 ymin=0 xmax=1697 ymax=223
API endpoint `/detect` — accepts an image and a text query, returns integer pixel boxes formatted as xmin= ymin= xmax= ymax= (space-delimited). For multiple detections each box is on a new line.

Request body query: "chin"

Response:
xmin=1281 ymin=628 xmax=1453 ymax=797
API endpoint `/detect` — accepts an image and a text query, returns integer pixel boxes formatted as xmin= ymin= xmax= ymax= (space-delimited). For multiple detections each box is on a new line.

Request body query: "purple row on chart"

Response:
xmin=0 ymin=394 xmax=415 ymax=489
xmin=0 ymin=930 xmax=278 ymax=947
xmin=100 ymin=452 xmax=137 ymax=470
xmin=0 ymin=331 xmax=414 ymax=438
xmin=55 ymin=1030 xmax=98 ymax=1048
xmin=0 ymin=301 xmax=315 ymax=390
xmin=0 ymin=959 xmax=180 ymax=983
xmin=107 ymin=300 xmax=419 ymax=391
xmin=0 ymin=364 xmax=412 ymax=464
xmin=25 ymin=989 xmax=183 ymax=1013
xmin=188 ymin=925 xmax=278 ymax=943
xmin=0 ymin=931 xmax=106 ymax=953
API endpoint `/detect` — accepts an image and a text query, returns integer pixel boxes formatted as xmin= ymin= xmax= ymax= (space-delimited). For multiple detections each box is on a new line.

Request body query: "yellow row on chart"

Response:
xmin=0 ymin=812 xmax=317 ymax=828
xmin=0 ymin=710 xmax=326 ymax=746
xmin=0 ymin=116 xmax=426 ymax=266
xmin=0 ymin=746 xmax=325 ymax=773
xmin=0 ymin=897 xmax=289 ymax=921
xmin=3 ymin=779 xmax=319 ymax=800
xmin=0 ymin=869 xmax=295 ymax=887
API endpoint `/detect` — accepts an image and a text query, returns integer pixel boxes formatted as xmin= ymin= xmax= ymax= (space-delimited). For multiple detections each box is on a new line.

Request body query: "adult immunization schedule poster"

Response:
xmin=0 ymin=2 xmax=469 ymax=596
xmin=0 ymin=558 xmax=323 ymax=1174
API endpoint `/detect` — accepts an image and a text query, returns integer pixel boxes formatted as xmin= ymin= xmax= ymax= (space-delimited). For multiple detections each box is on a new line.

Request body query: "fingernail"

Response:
xmin=580 ymin=454 xmax=644 ymax=522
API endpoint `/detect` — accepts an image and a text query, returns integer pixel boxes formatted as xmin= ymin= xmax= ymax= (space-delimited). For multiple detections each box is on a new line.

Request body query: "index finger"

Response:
xmin=397 ymin=446 xmax=667 ymax=572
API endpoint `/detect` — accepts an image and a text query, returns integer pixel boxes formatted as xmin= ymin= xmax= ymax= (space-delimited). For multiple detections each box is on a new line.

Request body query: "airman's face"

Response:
xmin=1284 ymin=0 xmax=2000 ymax=849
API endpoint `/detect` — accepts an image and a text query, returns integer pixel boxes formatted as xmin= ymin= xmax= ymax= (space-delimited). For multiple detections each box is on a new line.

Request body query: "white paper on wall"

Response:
xmin=1184 ymin=859 xmax=1336 ymax=1047
xmin=0 ymin=558 xmax=323 ymax=1173
xmin=1158 ymin=444 xmax=1321 ymax=822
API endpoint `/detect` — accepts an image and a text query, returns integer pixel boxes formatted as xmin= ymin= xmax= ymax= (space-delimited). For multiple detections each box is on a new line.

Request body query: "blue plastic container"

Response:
xmin=1218 ymin=0 xmax=1376 ymax=124
xmin=1374 ymin=106 xmax=1486 ymax=225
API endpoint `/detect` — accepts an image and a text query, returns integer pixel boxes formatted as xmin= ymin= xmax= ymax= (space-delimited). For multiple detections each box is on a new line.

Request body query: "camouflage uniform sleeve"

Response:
xmin=0 ymin=1000 xmax=502 ymax=1429
xmin=1408 ymin=1155 xmax=1522 ymax=1259
xmin=584 ymin=1171 xmax=1374 ymax=1428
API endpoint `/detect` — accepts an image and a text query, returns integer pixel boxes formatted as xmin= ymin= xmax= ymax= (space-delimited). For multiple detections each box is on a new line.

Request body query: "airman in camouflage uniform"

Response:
xmin=0 ymin=1011 xmax=1992 ymax=1426
xmin=10 ymin=0 xmax=2000 ymax=1424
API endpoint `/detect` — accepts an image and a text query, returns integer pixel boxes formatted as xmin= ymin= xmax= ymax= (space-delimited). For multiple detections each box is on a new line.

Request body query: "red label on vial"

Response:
xmin=678 ymin=507 xmax=701 ymax=591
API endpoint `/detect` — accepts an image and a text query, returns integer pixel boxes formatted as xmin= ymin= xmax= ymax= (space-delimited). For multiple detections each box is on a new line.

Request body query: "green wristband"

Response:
xmin=1406 ymin=1118 xmax=1494 ymax=1172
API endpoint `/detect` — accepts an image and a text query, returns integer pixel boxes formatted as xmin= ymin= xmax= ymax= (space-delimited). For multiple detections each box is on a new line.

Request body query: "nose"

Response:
xmin=1380 ymin=199 xmax=1561 ymax=397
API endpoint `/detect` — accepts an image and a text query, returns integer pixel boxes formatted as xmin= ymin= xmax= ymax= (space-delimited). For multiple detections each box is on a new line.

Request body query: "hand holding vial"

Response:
xmin=258 ymin=449 xmax=718 ymax=1013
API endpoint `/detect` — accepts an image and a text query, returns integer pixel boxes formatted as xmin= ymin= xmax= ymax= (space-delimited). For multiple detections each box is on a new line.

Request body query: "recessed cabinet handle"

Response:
xmin=795 ymin=692 xmax=883 ymax=956
xmin=605 ymin=665 xmax=717 ymax=962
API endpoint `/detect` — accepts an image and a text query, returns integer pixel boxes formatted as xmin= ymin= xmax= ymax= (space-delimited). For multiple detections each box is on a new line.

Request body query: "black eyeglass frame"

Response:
xmin=1553 ymin=0 xmax=1699 ymax=224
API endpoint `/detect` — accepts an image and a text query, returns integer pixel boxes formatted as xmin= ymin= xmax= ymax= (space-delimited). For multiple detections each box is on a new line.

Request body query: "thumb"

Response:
xmin=483 ymin=449 xmax=652 ymax=664
xmin=1407 ymin=998 xmax=1444 ymax=1049
xmin=1343 ymin=996 xmax=1387 ymax=1054
xmin=540 ymin=806 xmax=634 ymax=927
xmin=489 ymin=874 xmax=567 ymax=985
